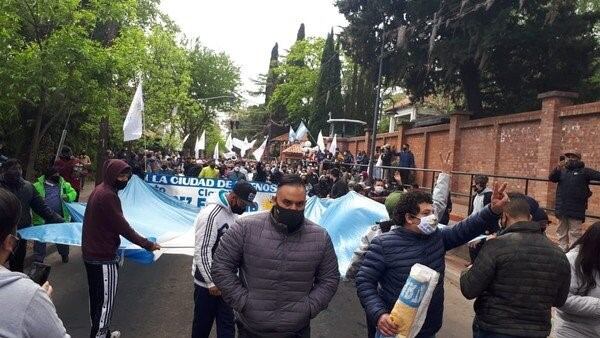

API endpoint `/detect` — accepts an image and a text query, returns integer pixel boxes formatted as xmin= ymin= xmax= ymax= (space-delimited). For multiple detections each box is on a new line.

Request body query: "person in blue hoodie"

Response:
xmin=356 ymin=181 xmax=509 ymax=338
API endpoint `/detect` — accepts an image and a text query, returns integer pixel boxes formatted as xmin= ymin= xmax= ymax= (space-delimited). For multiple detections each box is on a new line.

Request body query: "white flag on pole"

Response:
xmin=253 ymin=138 xmax=268 ymax=161
xmin=182 ymin=134 xmax=190 ymax=144
xmin=317 ymin=130 xmax=325 ymax=150
xmin=288 ymin=126 xmax=296 ymax=143
xmin=225 ymin=134 xmax=233 ymax=151
xmin=213 ymin=142 xmax=219 ymax=161
xmin=123 ymin=82 xmax=144 ymax=141
xmin=194 ymin=137 xmax=201 ymax=158
xmin=198 ymin=130 xmax=206 ymax=150
xmin=295 ymin=122 xmax=308 ymax=141
xmin=329 ymin=134 xmax=338 ymax=153
xmin=232 ymin=137 xmax=245 ymax=150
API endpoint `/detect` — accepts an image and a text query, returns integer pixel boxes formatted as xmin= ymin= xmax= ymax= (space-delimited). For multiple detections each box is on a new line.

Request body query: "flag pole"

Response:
xmin=141 ymin=79 xmax=148 ymax=172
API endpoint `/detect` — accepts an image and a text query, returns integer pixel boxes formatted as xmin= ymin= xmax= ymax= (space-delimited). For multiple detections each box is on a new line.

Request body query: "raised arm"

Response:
xmin=442 ymin=182 xmax=507 ymax=251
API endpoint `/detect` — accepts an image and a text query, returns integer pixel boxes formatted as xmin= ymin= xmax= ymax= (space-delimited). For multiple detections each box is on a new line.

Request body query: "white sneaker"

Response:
xmin=110 ymin=331 xmax=121 ymax=338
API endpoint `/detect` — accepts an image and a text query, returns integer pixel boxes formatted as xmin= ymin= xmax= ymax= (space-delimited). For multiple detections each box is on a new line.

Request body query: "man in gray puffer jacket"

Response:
xmin=212 ymin=174 xmax=340 ymax=338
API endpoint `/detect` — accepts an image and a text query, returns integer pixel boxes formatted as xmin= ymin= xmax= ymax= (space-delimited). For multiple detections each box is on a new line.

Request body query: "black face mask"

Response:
xmin=272 ymin=205 xmax=305 ymax=233
xmin=566 ymin=159 xmax=584 ymax=170
xmin=231 ymin=202 xmax=246 ymax=215
xmin=115 ymin=180 xmax=128 ymax=191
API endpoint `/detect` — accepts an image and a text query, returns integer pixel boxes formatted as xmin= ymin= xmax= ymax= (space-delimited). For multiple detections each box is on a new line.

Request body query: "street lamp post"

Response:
xmin=368 ymin=31 xmax=387 ymax=176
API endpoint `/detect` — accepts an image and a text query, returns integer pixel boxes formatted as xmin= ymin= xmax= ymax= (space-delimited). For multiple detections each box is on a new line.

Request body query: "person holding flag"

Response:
xmin=82 ymin=159 xmax=160 ymax=338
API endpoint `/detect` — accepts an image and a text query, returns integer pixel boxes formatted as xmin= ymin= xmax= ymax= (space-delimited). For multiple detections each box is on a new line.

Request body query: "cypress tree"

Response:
xmin=310 ymin=30 xmax=343 ymax=135
xmin=296 ymin=23 xmax=305 ymax=41
xmin=264 ymin=43 xmax=279 ymax=105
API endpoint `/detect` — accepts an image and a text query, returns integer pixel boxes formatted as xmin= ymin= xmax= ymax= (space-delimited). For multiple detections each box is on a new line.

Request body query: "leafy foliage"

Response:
xmin=0 ymin=0 xmax=239 ymax=178
xmin=337 ymin=0 xmax=599 ymax=118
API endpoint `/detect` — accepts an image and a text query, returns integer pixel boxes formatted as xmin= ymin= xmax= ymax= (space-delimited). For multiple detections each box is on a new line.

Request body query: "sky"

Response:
xmin=160 ymin=0 xmax=348 ymax=106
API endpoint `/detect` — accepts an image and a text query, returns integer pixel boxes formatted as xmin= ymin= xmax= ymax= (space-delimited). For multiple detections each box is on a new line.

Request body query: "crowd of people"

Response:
xmin=0 ymin=144 xmax=599 ymax=338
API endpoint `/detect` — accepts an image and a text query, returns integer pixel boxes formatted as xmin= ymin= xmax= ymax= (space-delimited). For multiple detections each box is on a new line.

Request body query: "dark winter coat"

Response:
xmin=0 ymin=178 xmax=64 ymax=229
xmin=399 ymin=150 xmax=416 ymax=168
xmin=211 ymin=211 xmax=340 ymax=336
xmin=356 ymin=205 xmax=499 ymax=337
xmin=460 ymin=221 xmax=571 ymax=337
xmin=549 ymin=161 xmax=600 ymax=220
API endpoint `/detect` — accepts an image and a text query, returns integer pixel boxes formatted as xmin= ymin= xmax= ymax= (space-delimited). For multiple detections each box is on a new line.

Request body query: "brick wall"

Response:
xmin=336 ymin=92 xmax=600 ymax=218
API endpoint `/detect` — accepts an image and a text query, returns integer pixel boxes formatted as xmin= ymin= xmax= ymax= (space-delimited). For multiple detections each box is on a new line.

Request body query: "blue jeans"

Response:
xmin=192 ymin=284 xmax=234 ymax=338
xmin=33 ymin=241 xmax=69 ymax=262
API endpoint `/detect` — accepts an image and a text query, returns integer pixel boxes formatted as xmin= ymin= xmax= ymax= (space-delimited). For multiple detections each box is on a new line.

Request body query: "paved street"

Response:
xmin=45 ymin=247 xmax=474 ymax=338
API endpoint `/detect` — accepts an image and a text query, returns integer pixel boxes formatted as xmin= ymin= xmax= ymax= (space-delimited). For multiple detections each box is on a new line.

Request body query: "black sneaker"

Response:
xmin=61 ymin=255 xmax=69 ymax=263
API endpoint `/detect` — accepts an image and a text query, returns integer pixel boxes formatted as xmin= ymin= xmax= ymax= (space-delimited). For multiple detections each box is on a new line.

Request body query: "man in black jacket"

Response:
xmin=549 ymin=152 xmax=600 ymax=251
xmin=329 ymin=168 xmax=348 ymax=199
xmin=0 ymin=159 xmax=64 ymax=272
xmin=460 ymin=193 xmax=570 ymax=338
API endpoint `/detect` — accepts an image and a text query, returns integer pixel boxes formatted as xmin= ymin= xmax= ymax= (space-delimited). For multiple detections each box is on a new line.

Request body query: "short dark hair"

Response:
xmin=403 ymin=144 xmax=410 ymax=148
xmin=44 ymin=166 xmax=58 ymax=178
xmin=504 ymin=192 xmax=531 ymax=218
xmin=474 ymin=175 xmax=489 ymax=186
xmin=0 ymin=188 xmax=22 ymax=243
xmin=394 ymin=191 xmax=433 ymax=226
xmin=278 ymin=174 xmax=305 ymax=189
xmin=330 ymin=168 xmax=340 ymax=178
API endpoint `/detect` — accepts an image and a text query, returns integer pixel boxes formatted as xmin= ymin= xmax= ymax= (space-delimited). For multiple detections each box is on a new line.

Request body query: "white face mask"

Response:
xmin=374 ymin=186 xmax=385 ymax=194
xmin=416 ymin=214 xmax=438 ymax=235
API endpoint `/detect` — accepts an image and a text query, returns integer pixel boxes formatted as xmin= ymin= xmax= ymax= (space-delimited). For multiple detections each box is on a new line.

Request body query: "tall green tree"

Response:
xmin=0 ymin=0 xmax=239 ymax=178
xmin=297 ymin=23 xmax=306 ymax=41
xmin=264 ymin=43 xmax=279 ymax=105
xmin=311 ymin=31 xmax=343 ymax=135
xmin=268 ymin=38 xmax=325 ymax=125
xmin=337 ymin=0 xmax=599 ymax=118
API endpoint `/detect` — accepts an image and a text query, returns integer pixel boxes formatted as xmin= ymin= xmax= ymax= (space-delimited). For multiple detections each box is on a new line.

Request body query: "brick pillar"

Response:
xmin=448 ymin=111 xmax=471 ymax=192
xmin=364 ymin=127 xmax=372 ymax=157
xmin=537 ymin=91 xmax=578 ymax=209
xmin=448 ymin=111 xmax=471 ymax=171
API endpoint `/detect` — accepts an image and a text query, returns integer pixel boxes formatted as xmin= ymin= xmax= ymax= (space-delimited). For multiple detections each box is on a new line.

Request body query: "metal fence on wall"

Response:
xmin=326 ymin=162 xmax=600 ymax=220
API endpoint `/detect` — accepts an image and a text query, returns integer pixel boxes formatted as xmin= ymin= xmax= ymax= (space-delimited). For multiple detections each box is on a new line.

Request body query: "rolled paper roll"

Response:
xmin=389 ymin=265 xmax=430 ymax=337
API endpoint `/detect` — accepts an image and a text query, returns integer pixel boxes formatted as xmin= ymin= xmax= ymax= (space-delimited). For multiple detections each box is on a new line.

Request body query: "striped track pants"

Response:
xmin=85 ymin=261 xmax=119 ymax=338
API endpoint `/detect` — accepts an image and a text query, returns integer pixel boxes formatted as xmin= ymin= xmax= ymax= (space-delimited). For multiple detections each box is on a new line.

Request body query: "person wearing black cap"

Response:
xmin=549 ymin=151 xmax=600 ymax=251
xmin=192 ymin=180 xmax=257 ymax=338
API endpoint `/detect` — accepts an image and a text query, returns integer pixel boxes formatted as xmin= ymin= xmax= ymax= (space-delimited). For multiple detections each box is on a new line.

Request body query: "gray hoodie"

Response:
xmin=0 ymin=265 xmax=70 ymax=338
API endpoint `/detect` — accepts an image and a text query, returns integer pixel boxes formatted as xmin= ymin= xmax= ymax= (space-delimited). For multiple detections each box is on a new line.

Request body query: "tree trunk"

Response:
xmin=459 ymin=59 xmax=483 ymax=117
xmin=95 ymin=115 xmax=110 ymax=185
xmin=25 ymin=109 xmax=44 ymax=181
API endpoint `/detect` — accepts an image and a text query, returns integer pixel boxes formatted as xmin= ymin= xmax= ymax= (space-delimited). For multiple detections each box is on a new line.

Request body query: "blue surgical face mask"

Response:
xmin=416 ymin=214 xmax=438 ymax=235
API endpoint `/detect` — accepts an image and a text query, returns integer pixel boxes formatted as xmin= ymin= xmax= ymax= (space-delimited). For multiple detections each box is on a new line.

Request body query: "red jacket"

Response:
xmin=82 ymin=159 xmax=152 ymax=262
xmin=54 ymin=157 xmax=82 ymax=191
